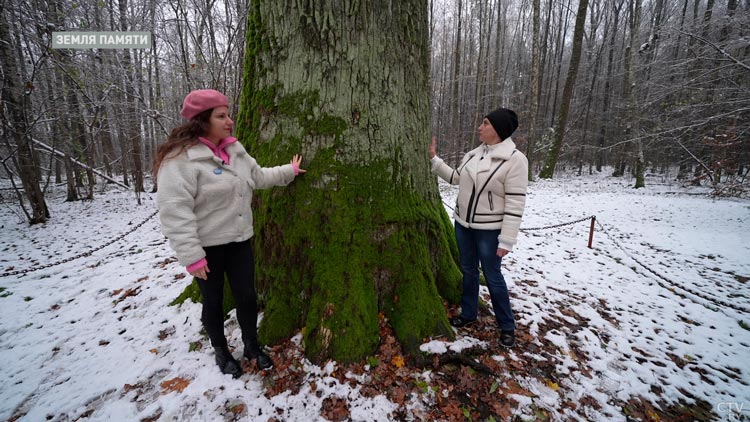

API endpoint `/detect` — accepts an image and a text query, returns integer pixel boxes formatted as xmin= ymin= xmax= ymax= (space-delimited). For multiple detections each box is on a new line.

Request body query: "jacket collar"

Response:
xmin=468 ymin=138 xmax=517 ymax=161
xmin=186 ymin=137 xmax=242 ymax=162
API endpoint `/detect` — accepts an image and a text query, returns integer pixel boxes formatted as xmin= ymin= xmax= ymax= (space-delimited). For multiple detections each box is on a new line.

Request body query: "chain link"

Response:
xmin=596 ymin=220 xmax=750 ymax=314
xmin=1 ymin=210 xmax=159 ymax=278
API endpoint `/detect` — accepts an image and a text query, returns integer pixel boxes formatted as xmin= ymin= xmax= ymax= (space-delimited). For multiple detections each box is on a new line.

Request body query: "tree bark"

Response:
xmin=545 ymin=0 xmax=573 ymax=127
xmin=538 ymin=0 xmax=590 ymax=179
xmin=527 ymin=0 xmax=542 ymax=180
xmin=0 ymin=8 xmax=49 ymax=223
xmin=597 ymin=0 xmax=622 ymax=172
xmin=118 ymin=0 xmax=145 ymax=196
xmin=472 ymin=0 xmax=488 ymax=145
xmin=494 ymin=0 xmax=508 ymax=107
xmin=230 ymin=0 xmax=460 ymax=363
xmin=448 ymin=0 xmax=464 ymax=166
xmin=623 ymin=0 xmax=644 ymax=187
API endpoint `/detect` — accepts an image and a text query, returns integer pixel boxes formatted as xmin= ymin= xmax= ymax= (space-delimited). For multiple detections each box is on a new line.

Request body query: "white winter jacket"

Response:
xmin=431 ymin=138 xmax=528 ymax=251
xmin=156 ymin=140 xmax=295 ymax=266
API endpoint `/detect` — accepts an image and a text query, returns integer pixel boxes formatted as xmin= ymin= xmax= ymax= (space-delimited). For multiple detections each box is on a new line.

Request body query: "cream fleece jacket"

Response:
xmin=431 ymin=138 xmax=528 ymax=251
xmin=156 ymin=140 xmax=295 ymax=266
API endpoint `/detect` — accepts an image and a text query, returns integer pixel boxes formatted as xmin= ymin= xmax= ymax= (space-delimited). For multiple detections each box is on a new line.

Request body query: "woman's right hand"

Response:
xmin=429 ymin=136 xmax=437 ymax=159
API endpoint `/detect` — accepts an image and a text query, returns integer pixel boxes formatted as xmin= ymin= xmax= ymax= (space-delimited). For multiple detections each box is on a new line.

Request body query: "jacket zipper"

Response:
xmin=488 ymin=192 xmax=494 ymax=211
xmin=465 ymin=185 xmax=477 ymax=222
xmin=469 ymin=150 xmax=517 ymax=222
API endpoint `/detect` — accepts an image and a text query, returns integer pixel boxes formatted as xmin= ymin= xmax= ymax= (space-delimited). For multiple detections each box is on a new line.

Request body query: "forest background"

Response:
xmin=1 ymin=0 xmax=748 ymax=222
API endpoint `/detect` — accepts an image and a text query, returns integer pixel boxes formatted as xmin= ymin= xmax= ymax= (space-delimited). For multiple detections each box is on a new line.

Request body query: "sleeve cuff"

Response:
xmin=186 ymin=257 xmax=207 ymax=272
xmin=497 ymin=237 xmax=514 ymax=252
xmin=430 ymin=156 xmax=444 ymax=172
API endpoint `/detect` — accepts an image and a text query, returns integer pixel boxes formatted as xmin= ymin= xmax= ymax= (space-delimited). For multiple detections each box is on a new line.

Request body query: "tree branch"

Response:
xmin=672 ymin=28 xmax=750 ymax=73
xmin=28 ymin=138 xmax=132 ymax=191
xmin=582 ymin=107 xmax=750 ymax=151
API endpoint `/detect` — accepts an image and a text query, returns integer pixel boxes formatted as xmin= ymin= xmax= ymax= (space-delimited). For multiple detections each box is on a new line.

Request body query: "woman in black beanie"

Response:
xmin=429 ymin=107 xmax=528 ymax=348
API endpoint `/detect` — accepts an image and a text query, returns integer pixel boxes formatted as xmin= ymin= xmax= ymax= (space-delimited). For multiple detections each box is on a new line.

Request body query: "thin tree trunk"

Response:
xmin=547 ymin=0 xmax=573 ymax=127
xmin=621 ymin=0 xmax=644 ymax=187
xmin=527 ymin=0 xmax=542 ymax=180
xmin=539 ymin=0 xmax=590 ymax=179
xmin=0 ymin=9 xmax=49 ymax=223
xmin=448 ymin=0 xmax=464 ymax=166
xmin=472 ymin=0 xmax=487 ymax=145
xmin=597 ymin=0 xmax=622 ymax=172
xmin=119 ymin=0 xmax=145 ymax=197
xmin=62 ymin=76 xmax=95 ymax=199
xmin=494 ymin=0 xmax=508 ymax=107
xmin=537 ymin=0 xmax=553 ymax=125
xmin=579 ymin=0 xmax=606 ymax=174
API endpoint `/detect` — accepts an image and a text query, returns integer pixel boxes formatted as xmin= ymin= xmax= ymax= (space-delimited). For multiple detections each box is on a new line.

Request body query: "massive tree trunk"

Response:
xmin=233 ymin=0 xmax=461 ymax=363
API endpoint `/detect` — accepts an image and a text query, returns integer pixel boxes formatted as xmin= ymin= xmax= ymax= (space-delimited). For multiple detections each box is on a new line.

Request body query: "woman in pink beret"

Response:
xmin=153 ymin=89 xmax=305 ymax=378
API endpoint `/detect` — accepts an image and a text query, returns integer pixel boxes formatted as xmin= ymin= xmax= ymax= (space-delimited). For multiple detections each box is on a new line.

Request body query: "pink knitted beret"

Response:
xmin=180 ymin=89 xmax=229 ymax=119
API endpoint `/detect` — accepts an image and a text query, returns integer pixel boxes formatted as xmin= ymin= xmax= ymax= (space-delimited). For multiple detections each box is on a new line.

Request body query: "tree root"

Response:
xmin=414 ymin=346 xmax=497 ymax=377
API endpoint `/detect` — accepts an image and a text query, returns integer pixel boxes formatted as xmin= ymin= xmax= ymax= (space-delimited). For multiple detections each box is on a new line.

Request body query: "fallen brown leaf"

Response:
xmin=160 ymin=377 xmax=190 ymax=394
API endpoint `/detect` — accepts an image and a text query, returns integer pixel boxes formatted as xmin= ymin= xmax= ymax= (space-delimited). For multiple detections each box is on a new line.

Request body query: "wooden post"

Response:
xmin=588 ymin=216 xmax=596 ymax=248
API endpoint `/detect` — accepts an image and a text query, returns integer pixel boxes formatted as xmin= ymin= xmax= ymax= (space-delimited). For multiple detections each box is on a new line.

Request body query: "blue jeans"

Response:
xmin=455 ymin=223 xmax=515 ymax=331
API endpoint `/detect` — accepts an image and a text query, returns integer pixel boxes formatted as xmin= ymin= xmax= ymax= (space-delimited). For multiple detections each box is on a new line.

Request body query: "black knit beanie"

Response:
xmin=485 ymin=107 xmax=518 ymax=140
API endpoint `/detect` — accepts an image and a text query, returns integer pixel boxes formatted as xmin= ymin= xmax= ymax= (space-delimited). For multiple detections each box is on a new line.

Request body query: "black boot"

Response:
xmin=243 ymin=338 xmax=273 ymax=370
xmin=214 ymin=346 xmax=243 ymax=378
xmin=499 ymin=330 xmax=516 ymax=348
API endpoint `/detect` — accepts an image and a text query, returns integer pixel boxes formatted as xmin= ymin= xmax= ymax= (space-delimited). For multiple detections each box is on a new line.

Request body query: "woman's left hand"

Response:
xmin=291 ymin=154 xmax=307 ymax=174
xmin=497 ymin=248 xmax=509 ymax=257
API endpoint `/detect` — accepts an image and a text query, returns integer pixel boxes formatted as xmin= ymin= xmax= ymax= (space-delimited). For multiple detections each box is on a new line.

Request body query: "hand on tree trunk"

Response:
xmin=291 ymin=154 xmax=306 ymax=175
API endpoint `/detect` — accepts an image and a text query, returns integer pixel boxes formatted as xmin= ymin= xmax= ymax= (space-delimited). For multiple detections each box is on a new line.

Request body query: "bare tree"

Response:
xmin=527 ymin=0 xmax=543 ymax=180
xmin=0 ymin=4 xmax=49 ymax=223
xmin=118 ymin=0 xmax=145 ymax=196
xmin=538 ymin=0 xmax=591 ymax=179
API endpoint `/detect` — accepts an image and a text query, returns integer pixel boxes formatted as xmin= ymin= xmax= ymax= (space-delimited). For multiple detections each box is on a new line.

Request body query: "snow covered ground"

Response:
xmin=1 ymin=170 xmax=748 ymax=421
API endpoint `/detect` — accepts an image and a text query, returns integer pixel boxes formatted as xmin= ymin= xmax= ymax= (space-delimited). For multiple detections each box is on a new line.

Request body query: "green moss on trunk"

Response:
xmin=175 ymin=0 xmax=462 ymax=364
xmin=252 ymin=155 xmax=459 ymax=362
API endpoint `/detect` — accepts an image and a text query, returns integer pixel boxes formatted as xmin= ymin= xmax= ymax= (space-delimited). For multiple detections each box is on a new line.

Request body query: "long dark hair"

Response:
xmin=152 ymin=108 xmax=213 ymax=181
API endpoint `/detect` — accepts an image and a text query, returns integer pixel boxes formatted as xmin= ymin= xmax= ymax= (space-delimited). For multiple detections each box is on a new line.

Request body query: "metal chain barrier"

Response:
xmin=442 ymin=195 xmax=749 ymax=314
xmin=595 ymin=220 xmax=750 ymax=314
xmin=519 ymin=215 xmax=595 ymax=232
xmin=441 ymin=200 xmax=594 ymax=232
xmin=1 ymin=209 xmax=159 ymax=278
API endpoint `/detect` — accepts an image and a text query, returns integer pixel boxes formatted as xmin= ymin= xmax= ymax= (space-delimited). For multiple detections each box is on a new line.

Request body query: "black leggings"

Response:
xmin=196 ymin=239 xmax=258 ymax=349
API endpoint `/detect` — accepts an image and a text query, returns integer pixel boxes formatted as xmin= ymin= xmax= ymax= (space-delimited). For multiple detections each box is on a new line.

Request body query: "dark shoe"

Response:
xmin=500 ymin=330 xmax=515 ymax=348
xmin=214 ymin=347 xmax=243 ymax=378
xmin=244 ymin=344 xmax=274 ymax=370
xmin=449 ymin=315 xmax=477 ymax=328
